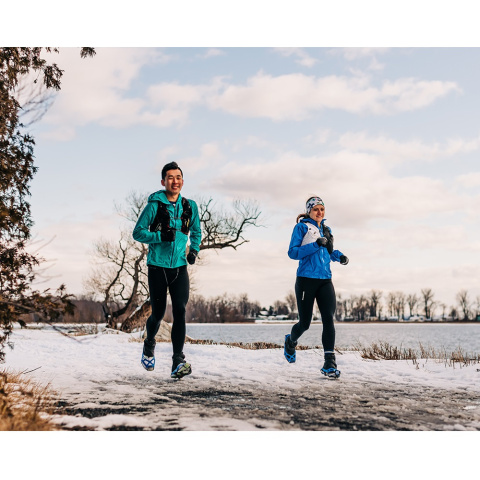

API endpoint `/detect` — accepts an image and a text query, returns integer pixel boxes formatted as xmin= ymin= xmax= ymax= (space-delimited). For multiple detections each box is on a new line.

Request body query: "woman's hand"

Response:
xmin=316 ymin=237 xmax=328 ymax=247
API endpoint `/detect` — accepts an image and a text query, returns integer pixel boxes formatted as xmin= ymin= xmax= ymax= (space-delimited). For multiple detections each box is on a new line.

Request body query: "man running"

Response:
xmin=133 ymin=162 xmax=202 ymax=378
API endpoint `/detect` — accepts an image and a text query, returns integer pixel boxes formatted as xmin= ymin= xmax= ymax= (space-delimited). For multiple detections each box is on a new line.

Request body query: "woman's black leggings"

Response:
xmin=290 ymin=277 xmax=336 ymax=351
xmin=145 ymin=265 xmax=189 ymax=355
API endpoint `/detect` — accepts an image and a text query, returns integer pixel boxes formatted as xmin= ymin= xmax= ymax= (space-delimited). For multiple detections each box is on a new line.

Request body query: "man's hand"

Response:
xmin=187 ymin=250 xmax=198 ymax=265
xmin=340 ymin=255 xmax=349 ymax=265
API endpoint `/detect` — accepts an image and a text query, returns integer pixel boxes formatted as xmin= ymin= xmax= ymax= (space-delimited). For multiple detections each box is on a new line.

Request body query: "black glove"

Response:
xmin=340 ymin=255 xmax=349 ymax=265
xmin=322 ymin=225 xmax=334 ymax=254
xmin=316 ymin=237 xmax=328 ymax=247
xmin=187 ymin=250 xmax=198 ymax=265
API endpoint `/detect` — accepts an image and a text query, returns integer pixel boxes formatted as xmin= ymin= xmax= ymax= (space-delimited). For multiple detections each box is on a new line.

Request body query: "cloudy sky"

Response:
xmin=23 ymin=47 xmax=480 ymax=311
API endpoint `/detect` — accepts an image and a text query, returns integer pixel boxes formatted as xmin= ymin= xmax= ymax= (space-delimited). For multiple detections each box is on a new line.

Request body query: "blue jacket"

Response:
xmin=288 ymin=218 xmax=344 ymax=279
xmin=132 ymin=190 xmax=202 ymax=268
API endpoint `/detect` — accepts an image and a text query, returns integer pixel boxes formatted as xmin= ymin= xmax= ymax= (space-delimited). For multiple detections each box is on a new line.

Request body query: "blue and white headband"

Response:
xmin=306 ymin=197 xmax=325 ymax=214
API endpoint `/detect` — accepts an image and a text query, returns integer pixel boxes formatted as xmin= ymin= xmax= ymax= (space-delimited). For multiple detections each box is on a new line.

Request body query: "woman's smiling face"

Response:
xmin=309 ymin=204 xmax=325 ymax=224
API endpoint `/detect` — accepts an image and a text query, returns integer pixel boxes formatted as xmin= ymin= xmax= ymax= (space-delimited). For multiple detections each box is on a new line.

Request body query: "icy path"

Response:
xmin=4 ymin=328 xmax=480 ymax=431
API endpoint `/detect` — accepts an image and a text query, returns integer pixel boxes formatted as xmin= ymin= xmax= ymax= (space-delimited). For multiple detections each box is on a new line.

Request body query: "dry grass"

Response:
xmin=0 ymin=369 xmax=59 ymax=431
xmin=192 ymin=338 xmax=327 ymax=350
xmin=130 ymin=335 xmax=322 ymax=350
xmin=353 ymin=341 xmax=480 ymax=367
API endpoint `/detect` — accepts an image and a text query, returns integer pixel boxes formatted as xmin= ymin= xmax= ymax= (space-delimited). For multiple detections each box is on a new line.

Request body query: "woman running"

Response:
xmin=284 ymin=196 xmax=349 ymax=378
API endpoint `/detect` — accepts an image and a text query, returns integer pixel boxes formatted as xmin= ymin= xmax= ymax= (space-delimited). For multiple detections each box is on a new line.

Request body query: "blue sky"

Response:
xmin=22 ymin=47 xmax=480 ymax=311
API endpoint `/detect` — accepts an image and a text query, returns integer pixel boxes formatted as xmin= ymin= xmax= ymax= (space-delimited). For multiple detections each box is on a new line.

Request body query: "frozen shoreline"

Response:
xmin=3 ymin=328 xmax=480 ymax=431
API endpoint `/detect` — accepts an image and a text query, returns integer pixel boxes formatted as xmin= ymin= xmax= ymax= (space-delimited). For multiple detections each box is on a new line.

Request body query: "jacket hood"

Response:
xmin=147 ymin=190 xmax=182 ymax=204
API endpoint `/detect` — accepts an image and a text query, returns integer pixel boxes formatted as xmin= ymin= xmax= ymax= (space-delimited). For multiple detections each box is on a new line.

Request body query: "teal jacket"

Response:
xmin=132 ymin=190 xmax=202 ymax=268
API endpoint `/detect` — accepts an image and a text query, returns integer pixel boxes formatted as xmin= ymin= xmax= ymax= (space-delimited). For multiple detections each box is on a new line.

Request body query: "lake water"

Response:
xmin=185 ymin=322 xmax=480 ymax=354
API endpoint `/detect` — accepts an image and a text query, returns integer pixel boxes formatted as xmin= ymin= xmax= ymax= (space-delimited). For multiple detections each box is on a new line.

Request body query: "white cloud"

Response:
xmin=336 ymin=132 xmax=480 ymax=164
xmin=40 ymin=48 xmax=173 ymax=134
xmin=40 ymin=56 xmax=460 ymax=135
xmin=200 ymin=48 xmax=226 ymax=58
xmin=379 ymin=78 xmax=460 ymax=112
xmin=208 ymin=72 xmax=460 ymax=120
xmin=156 ymin=146 xmax=179 ymax=164
xmin=204 ymin=148 xmax=469 ymax=228
xmin=273 ymin=48 xmax=318 ymax=67
xmin=229 ymin=135 xmax=279 ymax=153
xmin=332 ymin=48 xmax=391 ymax=61
xmin=456 ymin=172 xmax=480 ymax=188
xmin=174 ymin=142 xmax=225 ymax=173
xmin=304 ymin=128 xmax=332 ymax=145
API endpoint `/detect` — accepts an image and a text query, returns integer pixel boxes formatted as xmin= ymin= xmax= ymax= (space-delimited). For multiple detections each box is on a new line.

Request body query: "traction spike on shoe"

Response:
xmin=284 ymin=334 xmax=296 ymax=363
xmin=141 ymin=353 xmax=155 ymax=371
xmin=321 ymin=367 xmax=341 ymax=379
xmin=171 ymin=362 xmax=192 ymax=379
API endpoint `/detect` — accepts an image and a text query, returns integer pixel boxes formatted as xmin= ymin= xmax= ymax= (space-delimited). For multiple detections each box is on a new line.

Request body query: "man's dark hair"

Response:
xmin=161 ymin=162 xmax=183 ymax=180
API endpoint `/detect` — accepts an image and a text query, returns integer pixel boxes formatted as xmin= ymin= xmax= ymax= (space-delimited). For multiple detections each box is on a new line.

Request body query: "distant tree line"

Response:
xmin=19 ymin=287 xmax=480 ymax=325
xmin=336 ymin=288 xmax=480 ymax=322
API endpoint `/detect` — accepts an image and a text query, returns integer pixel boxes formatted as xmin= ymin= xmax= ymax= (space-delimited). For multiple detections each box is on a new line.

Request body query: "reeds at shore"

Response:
xmin=352 ymin=341 xmax=480 ymax=367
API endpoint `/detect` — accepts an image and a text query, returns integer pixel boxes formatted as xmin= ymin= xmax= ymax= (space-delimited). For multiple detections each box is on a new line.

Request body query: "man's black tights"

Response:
xmin=145 ymin=265 xmax=189 ymax=355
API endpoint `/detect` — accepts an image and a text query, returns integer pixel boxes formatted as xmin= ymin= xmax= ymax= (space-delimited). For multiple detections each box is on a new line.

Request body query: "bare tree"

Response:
xmin=420 ymin=288 xmax=436 ymax=319
xmin=285 ymin=290 xmax=297 ymax=315
xmin=345 ymin=296 xmax=355 ymax=319
xmin=456 ymin=289 xmax=471 ymax=321
xmin=406 ymin=293 xmax=419 ymax=317
xmin=86 ymin=193 xmax=263 ymax=332
xmin=353 ymin=295 xmax=369 ymax=321
xmin=438 ymin=303 xmax=447 ymax=320
xmin=386 ymin=292 xmax=397 ymax=317
xmin=367 ymin=290 xmax=382 ymax=318
xmin=335 ymin=293 xmax=344 ymax=321
xmin=273 ymin=300 xmax=289 ymax=316
xmin=394 ymin=292 xmax=406 ymax=320
xmin=84 ymin=228 xmax=148 ymax=329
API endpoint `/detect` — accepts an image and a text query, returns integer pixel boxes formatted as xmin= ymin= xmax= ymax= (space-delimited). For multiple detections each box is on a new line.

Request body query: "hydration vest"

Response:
xmin=149 ymin=197 xmax=193 ymax=242
xmin=300 ymin=219 xmax=334 ymax=254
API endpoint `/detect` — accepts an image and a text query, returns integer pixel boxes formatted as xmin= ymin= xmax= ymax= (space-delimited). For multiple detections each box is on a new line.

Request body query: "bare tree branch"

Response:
xmin=199 ymin=198 xmax=263 ymax=251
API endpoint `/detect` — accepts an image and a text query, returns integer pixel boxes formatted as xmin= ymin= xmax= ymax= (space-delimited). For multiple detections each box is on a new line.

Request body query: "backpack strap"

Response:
xmin=149 ymin=201 xmax=175 ymax=242
xmin=180 ymin=197 xmax=193 ymax=235
xmin=149 ymin=197 xmax=193 ymax=240
xmin=149 ymin=201 xmax=170 ymax=233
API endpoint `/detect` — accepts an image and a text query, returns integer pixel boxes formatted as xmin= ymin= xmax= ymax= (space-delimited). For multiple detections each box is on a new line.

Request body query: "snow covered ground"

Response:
xmin=2 ymin=325 xmax=479 ymax=478
xmin=3 ymin=325 xmax=480 ymax=432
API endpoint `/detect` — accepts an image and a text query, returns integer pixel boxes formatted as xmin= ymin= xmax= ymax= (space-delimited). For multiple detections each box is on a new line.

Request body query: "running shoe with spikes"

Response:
xmin=141 ymin=338 xmax=156 ymax=371
xmin=171 ymin=352 xmax=192 ymax=379
xmin=321 ymin=351 xmax=341 ymax=379
xmin=284 ymin=334 xmax=297 ymax=363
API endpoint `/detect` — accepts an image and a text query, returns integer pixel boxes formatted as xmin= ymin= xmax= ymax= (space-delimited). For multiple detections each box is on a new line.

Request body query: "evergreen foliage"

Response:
xmin=0 ymin=47 xmax=95 ymax=361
